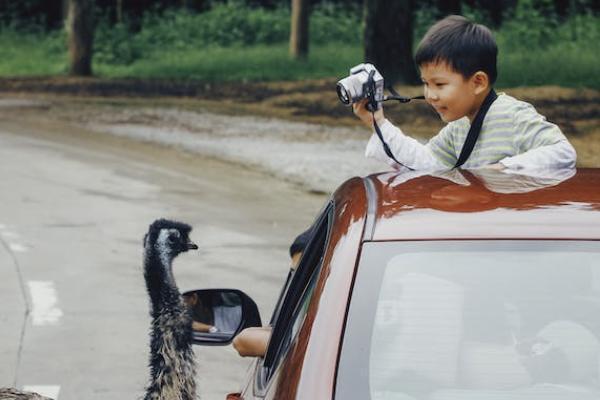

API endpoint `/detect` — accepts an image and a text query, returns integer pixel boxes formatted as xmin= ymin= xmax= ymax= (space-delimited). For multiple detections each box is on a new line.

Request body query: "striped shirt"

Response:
xmin=365 ymin=93 xmax=576 ymax=171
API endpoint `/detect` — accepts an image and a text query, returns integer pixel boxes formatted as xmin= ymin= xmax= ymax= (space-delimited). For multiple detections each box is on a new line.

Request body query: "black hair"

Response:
xmin=289 ymin=228 xmax=312 ymax=257
xmin=415 ymin=15 xmax=498 ymax=84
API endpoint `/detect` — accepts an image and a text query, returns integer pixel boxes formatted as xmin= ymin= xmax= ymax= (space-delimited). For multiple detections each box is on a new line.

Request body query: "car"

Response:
xmin=185 ymin=167 xmax=600 ymax=400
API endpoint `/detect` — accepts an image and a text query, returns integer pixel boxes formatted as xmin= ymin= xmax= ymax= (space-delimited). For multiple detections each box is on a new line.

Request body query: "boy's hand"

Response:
xmin=353 ymin=99 xmax=385 ymax=129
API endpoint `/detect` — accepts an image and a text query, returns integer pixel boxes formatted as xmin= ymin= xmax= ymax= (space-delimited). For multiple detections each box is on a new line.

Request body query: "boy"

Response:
xmin=354 ymin=15 xmax=576 ymax=171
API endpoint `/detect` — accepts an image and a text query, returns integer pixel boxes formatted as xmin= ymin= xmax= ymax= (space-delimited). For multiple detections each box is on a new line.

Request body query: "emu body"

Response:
xmin=143 ymin=219 xmax=198 ymax=400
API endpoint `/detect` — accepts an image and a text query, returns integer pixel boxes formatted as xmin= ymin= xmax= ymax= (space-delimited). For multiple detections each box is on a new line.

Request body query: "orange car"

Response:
xmin=189 ymin=168 xmax=600 ymax=400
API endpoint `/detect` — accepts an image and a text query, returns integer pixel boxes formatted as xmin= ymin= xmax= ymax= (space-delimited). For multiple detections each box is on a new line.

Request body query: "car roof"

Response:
xmin=353 ymin=168 xmax=600 ymax=241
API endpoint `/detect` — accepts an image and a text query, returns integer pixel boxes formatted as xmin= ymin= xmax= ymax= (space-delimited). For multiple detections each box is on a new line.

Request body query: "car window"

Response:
xmin=260 ymin=201 xmax=332 ymax=380
xmin=277 ymin=264 xmax=319 ymax=359
xmin=337 ymin=240 xmax=600 ymax=400
xmin=268 ymin=268 xmax=294 ymax=326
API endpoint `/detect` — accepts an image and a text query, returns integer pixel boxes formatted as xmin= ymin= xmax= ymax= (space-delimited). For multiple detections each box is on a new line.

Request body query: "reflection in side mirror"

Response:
xmin=183 ymin=289 xmax=261 ymax=346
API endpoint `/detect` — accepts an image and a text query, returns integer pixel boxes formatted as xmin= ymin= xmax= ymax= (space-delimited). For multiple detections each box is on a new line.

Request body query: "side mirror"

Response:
xmin=182 ymin=289 xmax=261 ymax=345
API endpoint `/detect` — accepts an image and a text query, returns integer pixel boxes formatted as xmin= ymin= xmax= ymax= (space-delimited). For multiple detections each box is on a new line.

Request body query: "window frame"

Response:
xmin=253 ymin=201 xmax=333 ymax=395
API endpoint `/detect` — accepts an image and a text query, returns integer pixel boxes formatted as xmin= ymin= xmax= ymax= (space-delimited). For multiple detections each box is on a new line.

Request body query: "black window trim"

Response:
xmin=253 ymin=200 xmax=334 ymax=395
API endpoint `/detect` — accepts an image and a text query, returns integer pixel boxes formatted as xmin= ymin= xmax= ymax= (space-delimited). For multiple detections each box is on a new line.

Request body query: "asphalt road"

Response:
xmin=0 ymin=121 xmax=326 ymax=399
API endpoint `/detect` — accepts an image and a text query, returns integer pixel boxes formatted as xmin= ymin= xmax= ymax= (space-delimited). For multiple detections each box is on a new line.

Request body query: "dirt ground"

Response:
xmin=0 ymin=76 xmax=598 ymax=166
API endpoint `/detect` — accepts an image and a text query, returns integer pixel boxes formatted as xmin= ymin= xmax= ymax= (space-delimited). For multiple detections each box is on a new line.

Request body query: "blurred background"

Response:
xmin=0 ymin=0 xmax=596 ymax=164
xmin=0 ymin=0 xmax=598 ymax=86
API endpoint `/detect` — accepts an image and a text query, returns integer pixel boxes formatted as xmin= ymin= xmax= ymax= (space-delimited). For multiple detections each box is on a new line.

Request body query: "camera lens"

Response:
xmin=336 ymin=83 xmax=351 ymax=105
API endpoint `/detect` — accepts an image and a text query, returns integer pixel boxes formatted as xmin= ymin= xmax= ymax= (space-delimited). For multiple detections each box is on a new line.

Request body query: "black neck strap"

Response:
xmin=454 ymin=89 xmax=498 ymax=169
xmin=371 ymin=88 xmax=497 ymax=171
xmin=372 ymin=116 xmax=414 ymax=171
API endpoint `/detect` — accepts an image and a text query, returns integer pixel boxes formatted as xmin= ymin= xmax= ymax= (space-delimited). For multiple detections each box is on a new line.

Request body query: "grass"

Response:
xmin=0 ymin=5 xmax=597 ymax=89
xmin=94 ymin=43 xmax=362 ymax=81
xmin=2 ymin=35 xmax=598 ymax=89
xmin=498 ymin=43 xmax=599 ymax=88
xmin=0 ymin=29 xmax=65 ymax=76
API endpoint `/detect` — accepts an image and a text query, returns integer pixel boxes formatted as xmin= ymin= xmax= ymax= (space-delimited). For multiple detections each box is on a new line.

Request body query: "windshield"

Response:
xmin=336 ymin=241 xmax=600 ymax=400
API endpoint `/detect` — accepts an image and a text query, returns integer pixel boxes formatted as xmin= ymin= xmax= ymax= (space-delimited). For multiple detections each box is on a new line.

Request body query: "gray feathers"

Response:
xmin=143 ymin=219 xmax=198 ymax=400
xmin=0 ymin=388 xmax=51 ymax=400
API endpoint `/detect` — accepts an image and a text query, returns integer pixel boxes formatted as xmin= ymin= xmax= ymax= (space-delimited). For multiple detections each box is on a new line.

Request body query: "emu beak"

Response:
xmin=187 ymin=240 xmax=199 ymax=251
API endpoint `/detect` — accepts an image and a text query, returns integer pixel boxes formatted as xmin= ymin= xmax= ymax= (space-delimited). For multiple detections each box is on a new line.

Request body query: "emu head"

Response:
xmin=144 ymin=218 xmax=198 ymax=263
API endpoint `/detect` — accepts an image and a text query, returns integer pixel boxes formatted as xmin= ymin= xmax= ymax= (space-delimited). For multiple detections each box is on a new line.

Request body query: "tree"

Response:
xmin=436 ymin=0 xmax=461 ymax=17
xmin=67 ymin=0 xmax=95 ymax=76
xmin=116 ymin=0 xmax=123 ymax=22
xmin=289 ymin=0 xmax=310 ymax=59
xmin=364 ymin=0 xmax=419 ymax=85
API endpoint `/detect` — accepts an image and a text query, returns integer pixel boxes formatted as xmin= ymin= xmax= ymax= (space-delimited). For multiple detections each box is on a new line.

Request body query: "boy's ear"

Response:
xmin=471 ymin=71 xmax=490 ymax=95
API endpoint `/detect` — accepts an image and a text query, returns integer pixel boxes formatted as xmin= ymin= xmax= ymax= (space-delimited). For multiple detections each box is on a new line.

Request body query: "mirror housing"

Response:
xmin=182 ymin=289 xmax=261 ymax=345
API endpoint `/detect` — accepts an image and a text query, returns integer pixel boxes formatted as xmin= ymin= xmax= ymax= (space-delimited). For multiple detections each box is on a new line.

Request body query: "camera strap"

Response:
xmin=370 ymin=86 xmax=425 ymax=171
xmin=454 ymin=89 xmax=498 ymax=168
xmin=372 ymin=88 xmax=497 ymax=171
xmin=372 ymin=116 xmax=415 ymax=171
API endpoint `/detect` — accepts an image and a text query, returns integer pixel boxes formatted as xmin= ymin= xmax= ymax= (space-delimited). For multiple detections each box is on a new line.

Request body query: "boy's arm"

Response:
xmin=364 ymin=119 xmax=449 ymax=170
xmin=354 ymin=100 xmax=450 ymax=170
xmin=499 ymin=104 xmax=577 ymax=169
xmin=500 ymin=141 xmax=577 ymax=170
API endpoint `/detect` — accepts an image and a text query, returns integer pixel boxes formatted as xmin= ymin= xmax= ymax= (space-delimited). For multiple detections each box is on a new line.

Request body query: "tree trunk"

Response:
xmin=116 ymin=0 xmax=123 ymax=23
xmin=364 ymin=0 xmax=419 ymax=85
xmin=62 ymin=0 xmax=70 ymax=20
xmin=437 ymin=0 xmax=461 ymax=17
xmin=289 ymin=0 xmax=310 ymax=59
xmin=67 ymin=0 xmax=95 ymax=76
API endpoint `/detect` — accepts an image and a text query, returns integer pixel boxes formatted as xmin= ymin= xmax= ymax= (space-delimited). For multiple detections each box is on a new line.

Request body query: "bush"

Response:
xmin=96 ymin=3 xmax=362 ymax=65
xmin=0 ymin=26 xmax=65 ymax=76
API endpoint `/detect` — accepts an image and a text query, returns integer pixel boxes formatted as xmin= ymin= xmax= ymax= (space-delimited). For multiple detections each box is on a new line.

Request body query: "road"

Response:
xmin=0 ymin=119 xmax=326 ymax=399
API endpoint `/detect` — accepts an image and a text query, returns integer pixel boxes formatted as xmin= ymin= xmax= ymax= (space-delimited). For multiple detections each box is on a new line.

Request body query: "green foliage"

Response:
xmin=0 ymin=27 xmax=65 ymax=76
xmin=309 ymin=3 xmax=362 ymax=45
xmin=496 ymin=12 xmax=599 ymax=87
xmin=499 ymin=0 xmax=560 ymax=48
xmin=95 ymin=43 xmax=362 ymax=81
xmin=0 ymin=2 xmax=597 ymax=88
xmin=134 ymin=4 xmax=289 ymax=49
xmin=93 ymin=3 xmax=361 ymax=65
xmin=94 ymin=21 xmax=141 ymax=65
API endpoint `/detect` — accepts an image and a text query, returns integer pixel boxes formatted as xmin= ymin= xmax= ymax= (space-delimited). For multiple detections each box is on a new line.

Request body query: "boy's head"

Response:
xmin=415 ymin=16 xmax=498 ymax=122
xmin=415 ymin=15 xmax=497 ymax=85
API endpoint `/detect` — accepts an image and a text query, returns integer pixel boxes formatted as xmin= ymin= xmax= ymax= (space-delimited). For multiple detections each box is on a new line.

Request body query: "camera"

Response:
xmin=336 ymin=63 xmax=384 ymax=111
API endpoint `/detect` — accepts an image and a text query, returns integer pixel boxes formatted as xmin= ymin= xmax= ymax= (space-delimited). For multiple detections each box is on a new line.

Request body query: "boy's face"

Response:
xmin=420 ymin=61 xmax=485 ymax=123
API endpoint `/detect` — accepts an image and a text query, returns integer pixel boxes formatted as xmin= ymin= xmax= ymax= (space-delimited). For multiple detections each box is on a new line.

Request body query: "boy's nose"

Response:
xmin=426 ymin=91 xmax=439 ymax=102
xmin=424 ymin=87 xmax=438 ymax=102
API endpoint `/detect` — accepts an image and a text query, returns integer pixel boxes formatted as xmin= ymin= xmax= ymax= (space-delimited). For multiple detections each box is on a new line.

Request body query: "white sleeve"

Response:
xmin=364 ymin=119 xmax=445 ymax=170
xmin=500 ymin=140 xmax=577 ymax=170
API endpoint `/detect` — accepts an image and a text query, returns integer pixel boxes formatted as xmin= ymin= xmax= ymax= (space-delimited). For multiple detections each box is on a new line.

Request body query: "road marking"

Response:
xmin=9 ymin=242 xmax=28 ymax=253
xmin=2 ymin=230 xmax=19 ymax=239
xmin=23 ymin=385 xmax=60 ymax=399
xmin=27 ymin=281 xmax=63 ymax=326
xmin=0 ymin=226 xmax=29 ymax=253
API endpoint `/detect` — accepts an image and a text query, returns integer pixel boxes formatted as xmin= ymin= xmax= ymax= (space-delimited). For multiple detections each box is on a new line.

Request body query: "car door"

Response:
xmin=243 ymin=202 xmax=333 ymax=399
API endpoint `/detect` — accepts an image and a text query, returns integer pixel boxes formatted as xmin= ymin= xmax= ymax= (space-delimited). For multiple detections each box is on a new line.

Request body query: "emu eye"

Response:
xmin=167 ymin=233 xmax=178 ymax=244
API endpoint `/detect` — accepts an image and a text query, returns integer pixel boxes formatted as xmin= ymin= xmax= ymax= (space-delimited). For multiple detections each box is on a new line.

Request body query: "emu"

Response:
xmin=143 ymin=219 xmax=199 ymax=400
xmin=0 ymin=388 xmax=50 ymax=400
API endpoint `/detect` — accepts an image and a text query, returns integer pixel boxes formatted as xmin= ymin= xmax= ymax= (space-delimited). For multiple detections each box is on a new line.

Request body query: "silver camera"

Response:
xmin=336 ymin=63 xmax=384 ymax=110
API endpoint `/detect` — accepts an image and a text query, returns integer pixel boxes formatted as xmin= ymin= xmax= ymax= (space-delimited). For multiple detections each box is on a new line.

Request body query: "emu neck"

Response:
xmin=143 ymin=247 xmax=196 ymax=400
xmin=144 ymin=249 xmax=182 ymax=316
